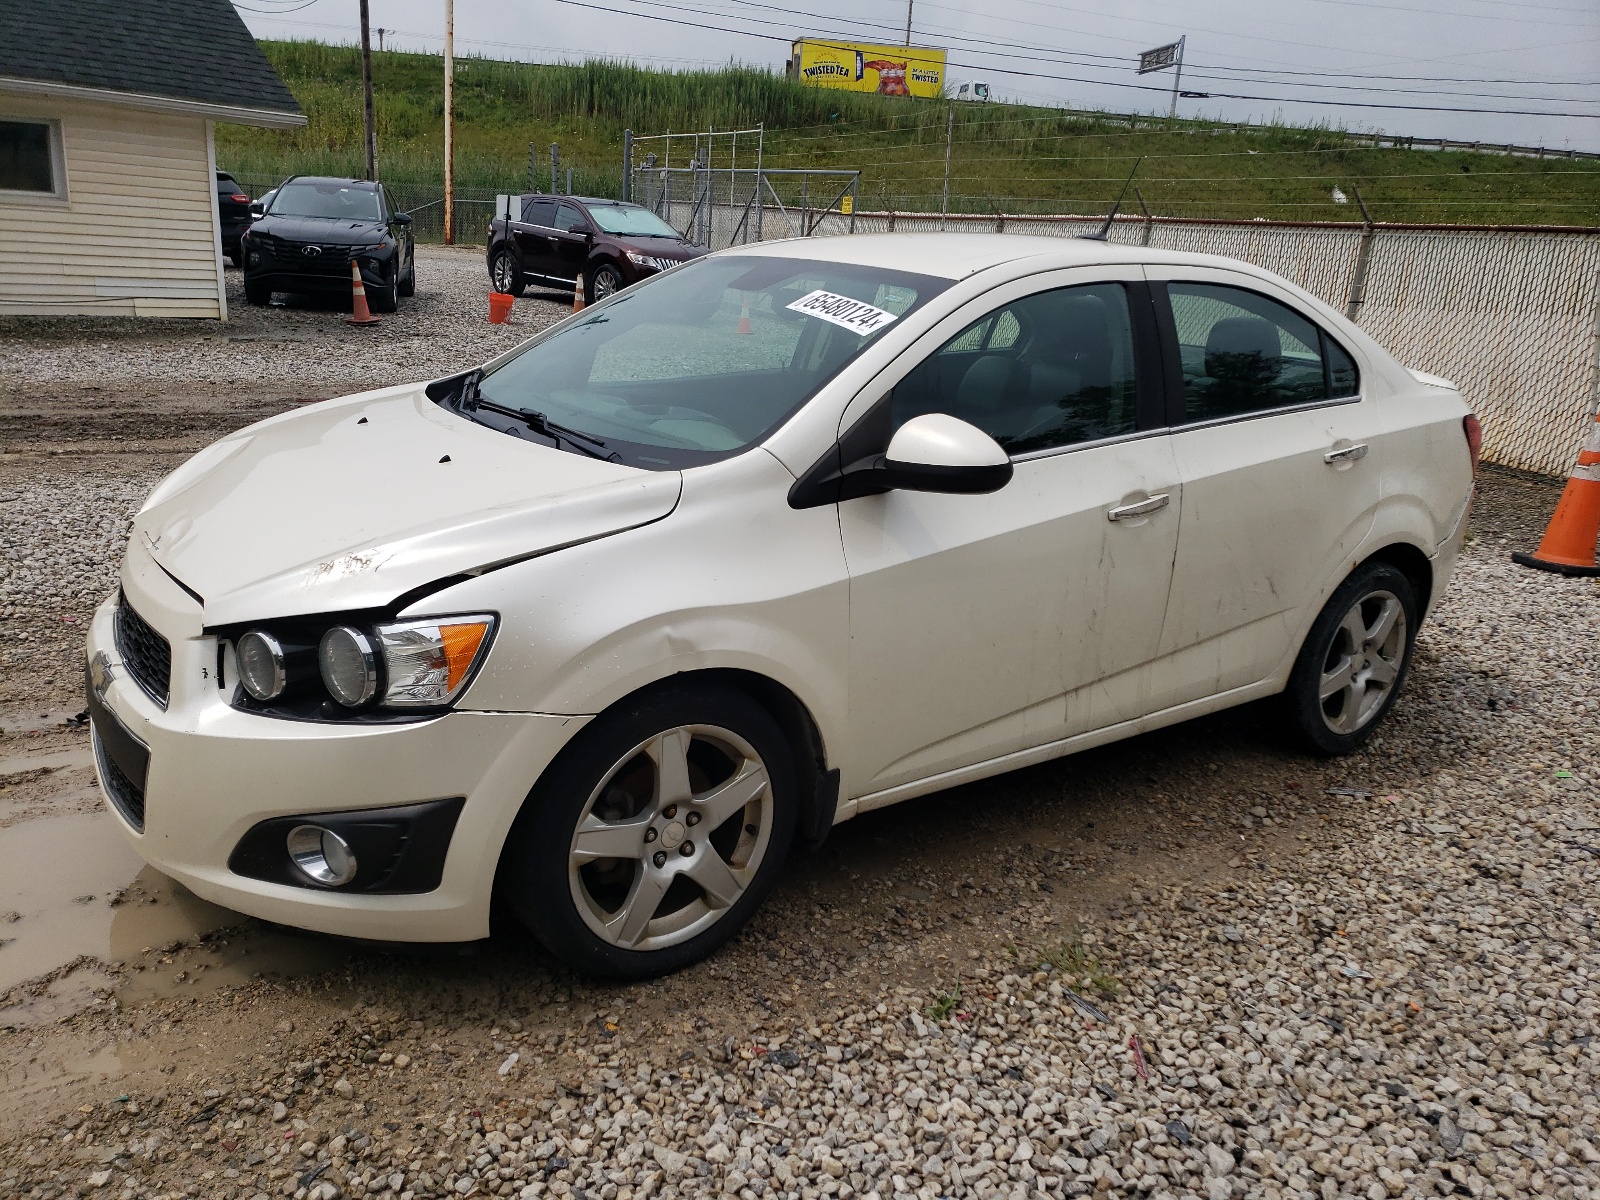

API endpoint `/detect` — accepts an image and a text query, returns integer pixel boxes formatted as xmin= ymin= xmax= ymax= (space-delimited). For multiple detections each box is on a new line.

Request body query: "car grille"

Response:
xmin=93 ymin=725 xmax=146 ymax=832
xmin=256 ymin=236 xmax=357 ymax=274
xmin=115 ymin=592 xmax=171 ymax=708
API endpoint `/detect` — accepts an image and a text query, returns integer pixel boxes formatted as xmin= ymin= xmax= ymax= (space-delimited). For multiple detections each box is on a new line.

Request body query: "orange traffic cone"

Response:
xmin=1513 ymin=412 xmax=1600 ymax=576
xmin=572 ymin=272 xmax=586 ymax=313
xmin=737 ymin=293 xmax=752 ymax=334
xmin=346 ymin=260 xmax=381 ymax=326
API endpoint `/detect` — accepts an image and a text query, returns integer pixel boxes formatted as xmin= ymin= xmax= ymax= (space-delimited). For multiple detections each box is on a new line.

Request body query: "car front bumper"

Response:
xmin=84 ymin=543 xmax=588 ymax=942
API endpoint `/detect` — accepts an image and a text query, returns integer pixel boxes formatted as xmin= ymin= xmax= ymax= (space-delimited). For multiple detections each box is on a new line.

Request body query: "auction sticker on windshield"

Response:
xmin=786 ymin=290 xmax=900 ymax=335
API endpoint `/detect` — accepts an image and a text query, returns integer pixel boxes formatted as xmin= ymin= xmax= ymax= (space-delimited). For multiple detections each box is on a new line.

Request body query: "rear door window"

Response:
xmin=1165 ymin=283 xmax=1339 ymax=422
xmin=522 ymin=198 xmax=556 ymax=226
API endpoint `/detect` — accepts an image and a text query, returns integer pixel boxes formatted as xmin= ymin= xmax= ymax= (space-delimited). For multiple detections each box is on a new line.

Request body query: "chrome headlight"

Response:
xmin=319 ymin=626 xmax=379 ymax=707
xmin=625 ymin=250 xmax=672 ymax=271
xmin=236 ymin=630 xmax=287 ymax=701
xmin=375 ymin=615 xmax=496 ymax=708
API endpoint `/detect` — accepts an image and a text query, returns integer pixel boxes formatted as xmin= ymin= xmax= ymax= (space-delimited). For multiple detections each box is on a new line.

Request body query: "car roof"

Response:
xmin=523 ymin=195 xmax=638 ymax=210
xmin=721 ymin=232 xmax=1241 ymax=281
xmin=284 ymin=176 xmax=380 ymax=189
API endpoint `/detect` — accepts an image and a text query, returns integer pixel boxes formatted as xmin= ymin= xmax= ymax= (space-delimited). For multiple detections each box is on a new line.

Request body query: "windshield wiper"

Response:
xmin=463 ymin=388 xmax=612 ymax=460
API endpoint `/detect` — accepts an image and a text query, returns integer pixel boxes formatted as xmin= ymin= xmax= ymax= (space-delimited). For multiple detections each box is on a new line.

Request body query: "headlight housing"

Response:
xmin=229 ymin=613 xmax=496 ymax=719
xmin=624 ymin=250 xmax=674 ymax=271
xmin=374 ymin=617 xmax=495 ymax=707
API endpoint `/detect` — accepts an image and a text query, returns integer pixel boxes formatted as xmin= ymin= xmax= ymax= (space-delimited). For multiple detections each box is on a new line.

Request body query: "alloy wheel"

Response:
xmin=1318 ymin=589 xmax=1407 ymax=735
xmin=493 ymin=252 xmax=517 ymax=293
xmin=591 ymin=266 xmax=623 ymax=299
xmin=567 ymin=724 xmax=773 ymax=951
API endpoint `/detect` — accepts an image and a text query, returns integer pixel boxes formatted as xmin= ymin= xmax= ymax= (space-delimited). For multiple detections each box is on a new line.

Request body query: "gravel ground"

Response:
xmin=0 ymin=246 xmax=565 ymax=396
xmin=2 ymin=281 xmax=1598 ymax=1200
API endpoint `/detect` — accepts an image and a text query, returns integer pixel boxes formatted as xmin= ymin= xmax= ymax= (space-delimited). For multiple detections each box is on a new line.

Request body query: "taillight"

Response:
xmin=230 ymin=193 xmax=250 ymax=203
xmin=1463 ymin=414 xmax=1483 ymax=472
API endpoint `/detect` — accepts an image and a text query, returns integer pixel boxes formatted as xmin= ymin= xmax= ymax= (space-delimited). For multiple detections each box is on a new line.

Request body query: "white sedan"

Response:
xmin=86 ymin=234 xmax=1477 ymax=978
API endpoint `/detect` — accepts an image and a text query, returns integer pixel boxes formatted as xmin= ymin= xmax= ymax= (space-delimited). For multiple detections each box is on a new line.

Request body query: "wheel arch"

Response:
xmin=1362 ymin=541 xmax=1434 ymax=618
xmin=496 ymin=667 xmax=837 ymax=875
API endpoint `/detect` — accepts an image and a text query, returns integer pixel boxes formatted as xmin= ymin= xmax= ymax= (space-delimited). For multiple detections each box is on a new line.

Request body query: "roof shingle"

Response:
xmin=0 ymin=0 xmax=301 ymax=119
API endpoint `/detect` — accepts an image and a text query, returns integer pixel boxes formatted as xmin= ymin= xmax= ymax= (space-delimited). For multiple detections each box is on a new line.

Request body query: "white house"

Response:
xmin=0 ymin=0 xmax=304 ymax=319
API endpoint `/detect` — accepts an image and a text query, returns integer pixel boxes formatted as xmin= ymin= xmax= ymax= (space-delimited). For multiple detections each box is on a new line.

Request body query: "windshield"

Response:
xmin=463 ymin=255 xmax=949 ymax=469
xmin=269 ymin=181 xmax=382 ymax=221
xmin=585 ymin=204 xmax=683 ymax=238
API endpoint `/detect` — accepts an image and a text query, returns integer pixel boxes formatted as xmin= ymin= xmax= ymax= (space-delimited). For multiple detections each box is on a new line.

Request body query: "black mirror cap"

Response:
xmin=393 ymin=212 xmax=413 ymax=225
xmin=881 ymin=456 xmax=1013 ymax=495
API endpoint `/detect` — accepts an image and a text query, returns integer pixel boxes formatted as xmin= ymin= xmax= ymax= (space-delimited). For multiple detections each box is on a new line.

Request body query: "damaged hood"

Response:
xmin=134 ymin=383 xmax=681 ymax=625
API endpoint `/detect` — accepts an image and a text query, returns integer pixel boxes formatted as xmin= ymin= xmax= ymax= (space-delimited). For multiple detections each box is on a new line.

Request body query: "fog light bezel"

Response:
xmin=285 ymin=824 xmax=359 ymax=887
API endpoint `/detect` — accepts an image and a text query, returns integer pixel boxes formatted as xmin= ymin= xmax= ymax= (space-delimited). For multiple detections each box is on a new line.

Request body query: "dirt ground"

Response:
xmin=0 ymin=260 xmax=1594 ymax=1200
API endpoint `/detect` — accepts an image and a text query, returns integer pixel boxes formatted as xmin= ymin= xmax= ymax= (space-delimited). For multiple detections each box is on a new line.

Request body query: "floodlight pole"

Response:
xmin=443 ymin=0 xmax=455 ymax=244
xmin=1168 ymin=36 xmax=1185 ymax=120
xmin=359 ymin=0 xmax=377 ymax=181
xmin=904 ymin=0 xmax=913 ymax=45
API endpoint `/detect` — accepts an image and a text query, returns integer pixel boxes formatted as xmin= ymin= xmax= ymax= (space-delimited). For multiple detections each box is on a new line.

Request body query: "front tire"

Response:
xmin=588 ymin=261 xmax=625 ymax=300
xmin=368 ymin=263 xmax=399 ymax=313
xmin=499 ymin=682 xmax=798 ymax=980
xmin=491 ymin=248 xmax=525 ymax=297
xmin=1281 ymin=561 xmax=1418 ymax=755
xmin=397 ymin=252 xmax=415 ymax=298
xmin=243 ymin=275 xmax=272 ymax=306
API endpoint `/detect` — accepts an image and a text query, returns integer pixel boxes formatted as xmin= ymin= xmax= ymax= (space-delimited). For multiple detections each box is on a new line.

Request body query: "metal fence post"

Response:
xmin=528 ymin=142 xmax=537 ymax=193
xmin=622 ymin=129 xmax=632 ymax=202
xmin=1344 ymin=188 xmax=1376 ymax=324
xmin=550 ymin=143 xmax=559 ymax=195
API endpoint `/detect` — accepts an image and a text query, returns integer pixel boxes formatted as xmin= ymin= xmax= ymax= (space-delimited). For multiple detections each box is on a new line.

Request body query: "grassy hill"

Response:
xmin=216 ymin=40 xmax=1600 ymax=228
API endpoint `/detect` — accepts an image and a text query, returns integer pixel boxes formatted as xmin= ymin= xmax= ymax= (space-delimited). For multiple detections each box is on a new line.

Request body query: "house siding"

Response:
xmin=0 ymin=91 xmax=223 ymax=318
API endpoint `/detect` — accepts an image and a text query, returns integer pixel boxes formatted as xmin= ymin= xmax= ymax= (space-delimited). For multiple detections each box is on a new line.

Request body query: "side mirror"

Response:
xmin=249 ymin=202 xmax=264 ymax=217
xmin=392 ymin=212 xmax=412 ymax=225
xmin=880 ymin=413 xmax=1012 ymax=494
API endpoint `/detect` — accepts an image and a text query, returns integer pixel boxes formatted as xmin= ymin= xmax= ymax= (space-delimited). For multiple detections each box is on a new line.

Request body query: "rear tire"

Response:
xmin=1280 ymin=561 xmax=1418 ymax=755
xmin=490 ymin=248 xmax=525 ymax=297
xmin=498 ymin=682 xmax=797 ymax=980
xmin=243 ymin=276 xmax=272 ymax=306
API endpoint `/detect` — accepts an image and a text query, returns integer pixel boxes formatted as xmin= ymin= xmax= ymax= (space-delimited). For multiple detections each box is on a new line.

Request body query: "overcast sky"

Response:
xmin=236 ymin=0 xmax=1600 ymax=151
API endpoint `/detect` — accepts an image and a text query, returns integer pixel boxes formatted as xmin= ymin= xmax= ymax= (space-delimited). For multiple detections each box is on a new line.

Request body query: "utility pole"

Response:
xmin=1168 ymin=35 xmax=1185 ymax=120
xmin=939 ymin=105 xmax=953 ymax=231
xmin=375 ymin=27 xmax=385 ymax=51
xmin=442 ymin=0 xmax=455 ymax=245
xmin=904 ymin=0 xmax=913 ymax=45
xmin=359 ymin=0 xmax=377 ymax=181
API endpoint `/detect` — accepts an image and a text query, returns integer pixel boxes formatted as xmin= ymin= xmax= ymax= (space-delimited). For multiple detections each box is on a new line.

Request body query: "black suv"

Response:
xmin=217 ymin=172 xmax=253 ymax=266
xmin=242 ymin=177 xmax=414 ymax=311
xmin=487 ymin=195 xmax=705 ymax=300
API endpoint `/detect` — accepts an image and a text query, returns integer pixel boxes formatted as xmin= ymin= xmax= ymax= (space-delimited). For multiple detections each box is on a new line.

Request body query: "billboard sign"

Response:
xmin=1138 ymin=41 xmax=1182 ymax=74
xmin=791 ymin=38 xmax=946 ymax=99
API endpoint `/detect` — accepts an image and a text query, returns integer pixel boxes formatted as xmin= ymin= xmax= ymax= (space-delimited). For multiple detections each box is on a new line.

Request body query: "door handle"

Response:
xmin=1107 ymin=493 xmax=1170 ymax=521
xmin=1324 ymin=443 xmax=1370 ymax=464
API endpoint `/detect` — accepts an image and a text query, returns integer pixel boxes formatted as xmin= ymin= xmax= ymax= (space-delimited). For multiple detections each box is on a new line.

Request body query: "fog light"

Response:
xmin=236 ymin=630 xmax=286 ymax=701
xmin=286 ymin=824 xmax=358 ymax=886
xmin=319 ymin=626 xmax=378 ymax=707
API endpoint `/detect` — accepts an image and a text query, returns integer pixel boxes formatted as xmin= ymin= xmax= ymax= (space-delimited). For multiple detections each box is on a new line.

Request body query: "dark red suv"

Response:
xmin=486 ymin=195 xmax=707 ymax=300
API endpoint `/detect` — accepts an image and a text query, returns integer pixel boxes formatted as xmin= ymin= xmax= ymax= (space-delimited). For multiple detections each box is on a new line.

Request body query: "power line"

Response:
xmin=551 ymin=0 xmax=1600 ymax=118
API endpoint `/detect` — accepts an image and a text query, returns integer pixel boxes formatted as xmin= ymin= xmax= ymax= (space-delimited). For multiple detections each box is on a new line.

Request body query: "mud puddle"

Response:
xmin=0 ymin=809 xmax=347 ymax=1017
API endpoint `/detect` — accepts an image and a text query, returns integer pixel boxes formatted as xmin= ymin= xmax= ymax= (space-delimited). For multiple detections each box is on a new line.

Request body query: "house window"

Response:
xmin=1 ymin=119 xmax=64 ymax=198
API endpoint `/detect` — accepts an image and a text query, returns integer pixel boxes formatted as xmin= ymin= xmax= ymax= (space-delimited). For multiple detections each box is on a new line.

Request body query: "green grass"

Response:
xmin=1037 ymin=939 xmax=1122 ymax=999
xmin=216 ymin=39 xmax=1600 ymax=227
xmin=925 ymin=985 xmax=963 ymax=1022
